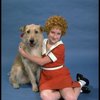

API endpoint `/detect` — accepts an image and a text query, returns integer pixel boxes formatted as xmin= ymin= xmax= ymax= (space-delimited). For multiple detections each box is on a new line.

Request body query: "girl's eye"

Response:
xmin=27 ymin=30 xmax=30 ymax=34
xmin=35 ymin=30 xmax=38 ymax=34
xmin=51 ymin=31 xmax=55 ymax=34
xmin=57 ymin=32 xmax=61 ymax=35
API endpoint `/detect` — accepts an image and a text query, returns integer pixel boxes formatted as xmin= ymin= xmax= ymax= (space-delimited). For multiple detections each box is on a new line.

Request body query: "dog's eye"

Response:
xmin=35 ymin=30 xmax=38 ymax=34
xmin=27 ymin=30 xmax=30 ymax=34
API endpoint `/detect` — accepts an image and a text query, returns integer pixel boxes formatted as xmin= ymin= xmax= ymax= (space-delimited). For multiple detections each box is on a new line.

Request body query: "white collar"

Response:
xmin=42 ymin=39 xmax=63 ymax=55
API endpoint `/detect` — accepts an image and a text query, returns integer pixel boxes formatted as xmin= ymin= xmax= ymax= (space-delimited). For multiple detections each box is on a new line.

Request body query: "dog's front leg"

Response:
xmin=36 ymin=68 xmax=41 ymax=83
xmin=25 ymin=65 xmax=38 ymax=92
xmin=23 ymin=62 xmax=38 ymax=92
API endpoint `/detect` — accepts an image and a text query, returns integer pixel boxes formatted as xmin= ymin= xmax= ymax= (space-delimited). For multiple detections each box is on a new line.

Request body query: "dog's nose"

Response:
xmin=30 ymin=39 xmax=34 ymax=44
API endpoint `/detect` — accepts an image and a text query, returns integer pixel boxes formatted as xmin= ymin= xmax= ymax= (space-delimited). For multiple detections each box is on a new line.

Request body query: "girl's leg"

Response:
xmin=73 ymin=87 xmax=81 ymax=98
xmin=40 ymin=89 xmax=61 ymax=100
xmin=60 ymin=87 xmax=81 ymax=100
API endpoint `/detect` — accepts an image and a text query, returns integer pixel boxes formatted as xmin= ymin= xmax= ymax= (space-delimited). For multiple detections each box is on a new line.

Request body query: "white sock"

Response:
xmin=79 ymin=80 xmax=86 ymax=87
xmin=80 ymin=90 xmax=83 ymax=93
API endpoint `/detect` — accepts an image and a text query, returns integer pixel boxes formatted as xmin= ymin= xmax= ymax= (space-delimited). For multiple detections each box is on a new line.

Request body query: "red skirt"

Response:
xmin=39 ymin=66 xmax=80 ymax=91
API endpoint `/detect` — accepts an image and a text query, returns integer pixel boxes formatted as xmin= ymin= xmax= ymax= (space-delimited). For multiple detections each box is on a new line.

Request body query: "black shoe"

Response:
xmin=81 ymin=86 xmax=91 ymax=94
xmin=76 ymin=73 xmax=89 ymax=86
xmin=59 ymin=98 xmax=64 ymax=100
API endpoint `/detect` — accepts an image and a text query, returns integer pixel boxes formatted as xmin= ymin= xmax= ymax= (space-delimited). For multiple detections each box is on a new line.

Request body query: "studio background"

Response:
xmin=2 ymin=0 xmax=99 ymax=100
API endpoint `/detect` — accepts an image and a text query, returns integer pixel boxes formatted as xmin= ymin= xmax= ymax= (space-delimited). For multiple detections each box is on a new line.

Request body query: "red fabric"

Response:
xmin=39 ymin=44 xmax=80 ymax=91
xmin=43 ymin=44 xmax=65 ymax=67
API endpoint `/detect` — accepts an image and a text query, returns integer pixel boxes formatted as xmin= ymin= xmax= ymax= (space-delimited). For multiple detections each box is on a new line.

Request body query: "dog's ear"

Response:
xmin=20 ymin=25 xmax=26 ymax=32
xmin=40 ymin=26 xmax=45 ymax=32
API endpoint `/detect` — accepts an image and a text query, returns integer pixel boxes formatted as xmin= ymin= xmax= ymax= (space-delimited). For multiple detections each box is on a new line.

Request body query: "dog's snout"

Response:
xmin=30 ymin=39 xmax=34 ymax=44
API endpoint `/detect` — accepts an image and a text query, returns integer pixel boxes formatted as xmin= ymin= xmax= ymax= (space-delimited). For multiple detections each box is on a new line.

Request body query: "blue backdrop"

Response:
xmin=2 ymin=0 xmax=99 ymax=100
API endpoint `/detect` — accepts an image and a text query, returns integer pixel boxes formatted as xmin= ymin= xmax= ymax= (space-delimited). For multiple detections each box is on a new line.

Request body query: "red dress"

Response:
xmin=39 ymin=39 xmax=80 ymax=91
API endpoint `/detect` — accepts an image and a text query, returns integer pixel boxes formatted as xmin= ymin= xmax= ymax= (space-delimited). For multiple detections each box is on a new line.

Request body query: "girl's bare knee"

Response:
xmin=40 ymin=91 xmax=51 ymax=100
xmin=40 ymin=90 xmax=61 ymax=100
xmin=64 ymin=95 xmax=77 ymax=100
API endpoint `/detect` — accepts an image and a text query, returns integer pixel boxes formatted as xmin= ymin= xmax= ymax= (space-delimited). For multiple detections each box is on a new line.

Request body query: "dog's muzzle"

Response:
xmin=29 ymin=39 xmax=36 ymax=47
xmin=30 ymin=39 xmax=34 ymax=44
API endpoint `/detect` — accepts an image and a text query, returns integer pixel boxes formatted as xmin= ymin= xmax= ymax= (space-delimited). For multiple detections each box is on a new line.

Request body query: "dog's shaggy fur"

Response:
xmin=9 ymin=24 xmax=44 ymax=92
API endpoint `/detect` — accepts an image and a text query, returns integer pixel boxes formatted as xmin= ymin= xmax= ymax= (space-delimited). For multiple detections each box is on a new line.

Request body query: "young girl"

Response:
xmin=19 ymin=15 xmax=90 ymax=100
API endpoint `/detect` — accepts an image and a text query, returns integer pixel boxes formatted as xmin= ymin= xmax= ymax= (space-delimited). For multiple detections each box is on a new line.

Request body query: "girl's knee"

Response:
xmin=63 ymin=95 xmax=77 ymax=100
xmin=40 ymin=90 xmax=61 ymax=100
xmin=40 ymin=91 xmax=50 ymax=100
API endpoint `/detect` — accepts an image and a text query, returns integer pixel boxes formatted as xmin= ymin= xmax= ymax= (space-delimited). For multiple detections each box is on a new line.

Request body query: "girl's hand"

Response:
xmin=19 ymin=43 xmax=27 ymax=57
xmin=19 ymin=42 xmax=24 ymax=48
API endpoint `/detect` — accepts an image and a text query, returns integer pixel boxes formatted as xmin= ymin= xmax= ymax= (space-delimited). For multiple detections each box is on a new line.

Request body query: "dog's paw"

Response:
xmin=12 ymin=83 xmax=20 ymax=89
xmin=32 ymin=86 xmax=38 ymax=92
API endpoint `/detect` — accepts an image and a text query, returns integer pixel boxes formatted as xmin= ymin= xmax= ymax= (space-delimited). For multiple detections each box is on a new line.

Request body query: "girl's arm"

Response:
xmin=19 ymin=46 xmax=51 ymax=66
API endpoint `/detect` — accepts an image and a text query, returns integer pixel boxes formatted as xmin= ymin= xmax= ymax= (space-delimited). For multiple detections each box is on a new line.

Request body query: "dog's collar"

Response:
xmin=20 ymin=33 xmax=24 ymax=38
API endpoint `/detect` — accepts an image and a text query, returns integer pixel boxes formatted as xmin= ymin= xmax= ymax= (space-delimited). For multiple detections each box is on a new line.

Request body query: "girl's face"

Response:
xmin=48 ymin=28 xmax=62 ymax=45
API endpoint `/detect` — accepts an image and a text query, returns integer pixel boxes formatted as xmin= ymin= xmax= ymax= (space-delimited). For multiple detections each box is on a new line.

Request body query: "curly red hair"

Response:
xmin=44 ymin=15 xmax=68 ymax=35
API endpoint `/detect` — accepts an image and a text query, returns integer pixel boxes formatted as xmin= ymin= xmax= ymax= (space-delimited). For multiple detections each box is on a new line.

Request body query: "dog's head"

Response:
xmin=20 ymin=24 xmax=44 ymax=47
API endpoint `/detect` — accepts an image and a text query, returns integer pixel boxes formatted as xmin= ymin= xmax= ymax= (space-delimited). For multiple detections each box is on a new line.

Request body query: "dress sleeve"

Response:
xmin=48 ymin=52 xmax=57 ymax=62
